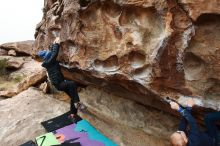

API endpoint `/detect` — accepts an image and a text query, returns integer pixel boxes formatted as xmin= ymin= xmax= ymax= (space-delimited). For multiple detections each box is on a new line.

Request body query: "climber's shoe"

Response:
xmin=68 ymin=114 xmax=78 ymax=124
xmin=75 ymin=102 xmax=87 ymax=113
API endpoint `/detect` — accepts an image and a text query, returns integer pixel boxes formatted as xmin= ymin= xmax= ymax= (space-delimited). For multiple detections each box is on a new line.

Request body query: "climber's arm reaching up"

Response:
xmin=42 ymin=37 xmax=60 ymax=66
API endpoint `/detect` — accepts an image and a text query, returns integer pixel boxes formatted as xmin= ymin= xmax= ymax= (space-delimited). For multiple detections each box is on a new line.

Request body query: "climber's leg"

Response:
xmin=204 ymin=112 xmax=220 ymax=146
xmin=56 ymin=80 xmax=79 ymax=115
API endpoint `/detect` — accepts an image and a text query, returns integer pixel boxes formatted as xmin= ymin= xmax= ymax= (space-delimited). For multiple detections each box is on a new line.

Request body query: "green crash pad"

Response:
xmin=36 ymin=132 xmax=60 ymax=146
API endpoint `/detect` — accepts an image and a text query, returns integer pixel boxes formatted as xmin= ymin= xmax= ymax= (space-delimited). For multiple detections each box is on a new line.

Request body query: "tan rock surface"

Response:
xmin=34 ymin=0 xmax=220 ymax=109
xmin=17 ymin=69 xmax=46 ymax=93
xmin=39 ymin=82 xmax=50 ymax=93
xmin=8 ymin=49 xmax=16 ymax=56
xmin=0 ymin=40 xmax=34 ymax=55
xmin=0 ymin=57 xmax=45 ymax=97
xmin=0 ymin=56 xmax=24 ymax=69
xmin=81 ymin=112 xmax=170 ymax=146
xmin=0 ymin=90 xmax=17 ymax=98
xmin=0 ymin=87 xmax=69 ymax=146
xmin=183 ymin=14 xmax=220 ymax=102
xmin=40 ymin=81 xmax=71 ymax=102
xmin=179 ymin=0 xmax=220 ymax=21
xmin=0 ymin=49 xmax=8 ymax=56
xmin=78 ymin=86 xmax=178 ymax=146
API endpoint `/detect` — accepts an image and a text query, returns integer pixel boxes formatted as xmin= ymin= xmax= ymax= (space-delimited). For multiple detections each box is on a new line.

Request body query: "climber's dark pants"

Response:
xmin=55 ymin=80 xmax=80 ymax=115
xmin=204 ymin=112 xmax=220 ymax=146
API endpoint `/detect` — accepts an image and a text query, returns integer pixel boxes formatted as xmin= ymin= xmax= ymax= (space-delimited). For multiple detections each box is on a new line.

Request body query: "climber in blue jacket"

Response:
xmin=37 ymin=37 xmax=86 ymax=122
xmin=169 ymin=98 xmax=216 ymax=146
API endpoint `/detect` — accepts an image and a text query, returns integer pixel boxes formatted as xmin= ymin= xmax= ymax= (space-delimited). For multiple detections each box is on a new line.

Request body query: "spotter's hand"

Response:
xmin=186 ymin=98 xmax=195 ymax=107
xmin=170 ymin=101 xmax=180 ymax=111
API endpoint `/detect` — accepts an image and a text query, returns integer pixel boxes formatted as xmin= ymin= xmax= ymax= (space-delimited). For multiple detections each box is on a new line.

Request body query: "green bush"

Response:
xmin=0 ymin=58 xmax=8 ymax=75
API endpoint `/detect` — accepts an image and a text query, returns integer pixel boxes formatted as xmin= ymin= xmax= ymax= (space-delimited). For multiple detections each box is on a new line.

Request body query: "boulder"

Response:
xmin=0 ymin=40 xmax=34 ymax=55
xmin=33 ymin=0 xmax=220 ymax=110
xmin=0 ymin=57 xmax=45 ymax=98
xmin=8 ymin=49 xmax=16 ymax=56
xmin=0 ymin=48 xmax=8 ymax=56
xmin=0 ymin=90 xmax=17 ymax=98
xmin=17 ymin=69 xmax=47 ymax=93
xmin=0 ymin=56 xmax=24 ymax=69
xmin=0 ymin=87 xmax=69 ymax=146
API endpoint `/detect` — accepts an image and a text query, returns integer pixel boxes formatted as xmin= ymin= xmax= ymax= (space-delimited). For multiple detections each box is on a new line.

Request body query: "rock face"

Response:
xmin=0 ymin=87 xmax=69 ymax=146
xmin=34 ymin=0 xmax=220 ymax=110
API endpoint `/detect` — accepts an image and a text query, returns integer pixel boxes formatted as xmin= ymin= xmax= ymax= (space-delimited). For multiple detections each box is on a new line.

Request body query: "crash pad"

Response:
xmin=36 ymin=132 xmax=60 ymax=146
xmin=41 ymin=112 xmax=82 ymax=132
xmin=20 ymin=140 xmax=36 ymax=146
xmin=53 ymin=120 xmax=117 ymax=146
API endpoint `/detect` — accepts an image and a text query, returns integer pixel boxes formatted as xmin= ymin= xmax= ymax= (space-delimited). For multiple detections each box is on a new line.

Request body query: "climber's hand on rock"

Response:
xmin=170 ymin=101 xmax=180 ymax=111
xmin=186 ymin=98 xmax=195 ymax=107
xmin=54 ymin=37 xmax=60 ymax=44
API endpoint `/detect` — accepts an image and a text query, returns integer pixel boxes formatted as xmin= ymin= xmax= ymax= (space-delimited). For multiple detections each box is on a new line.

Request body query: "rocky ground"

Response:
xmin=0 ymin=88 xmax=69 ymax=146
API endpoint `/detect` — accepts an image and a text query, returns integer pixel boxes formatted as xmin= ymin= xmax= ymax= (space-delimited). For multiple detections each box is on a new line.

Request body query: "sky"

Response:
xmin=0 ymin=0 xmax=44 ymax=44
